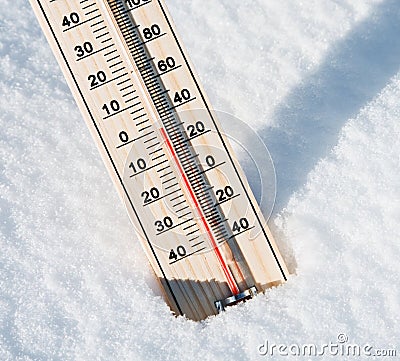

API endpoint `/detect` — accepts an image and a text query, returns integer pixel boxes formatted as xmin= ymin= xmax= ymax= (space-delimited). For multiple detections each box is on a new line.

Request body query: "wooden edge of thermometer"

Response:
xmin=29 ymin=0 xmax=289 ymax=321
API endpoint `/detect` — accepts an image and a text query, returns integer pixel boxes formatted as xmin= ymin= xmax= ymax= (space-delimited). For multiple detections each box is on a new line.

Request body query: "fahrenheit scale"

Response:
xmin=29 ymin=0 xmax=288 ymax=321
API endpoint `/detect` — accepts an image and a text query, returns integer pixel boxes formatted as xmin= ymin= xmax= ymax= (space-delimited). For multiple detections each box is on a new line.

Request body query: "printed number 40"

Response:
xmin=169 ymin=246 xmax=186 ymax=261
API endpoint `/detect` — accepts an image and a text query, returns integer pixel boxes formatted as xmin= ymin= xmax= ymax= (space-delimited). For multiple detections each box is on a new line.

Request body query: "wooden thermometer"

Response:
xmin=29 ymin=0 xmax=288 ymax=321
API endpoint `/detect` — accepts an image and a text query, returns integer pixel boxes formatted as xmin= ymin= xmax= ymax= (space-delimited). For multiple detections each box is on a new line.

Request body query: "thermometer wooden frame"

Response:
xmin=29 ymin=0 xmax=288 ymax=321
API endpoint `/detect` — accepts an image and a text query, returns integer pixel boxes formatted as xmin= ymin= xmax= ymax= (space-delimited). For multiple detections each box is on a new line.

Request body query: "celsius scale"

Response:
xmin=29 ymin=0 xmax=288 ymax=321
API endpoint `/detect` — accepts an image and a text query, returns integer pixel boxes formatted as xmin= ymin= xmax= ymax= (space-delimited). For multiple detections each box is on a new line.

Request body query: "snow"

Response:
xmin=1 ymin=0 xmax=399 ymax=360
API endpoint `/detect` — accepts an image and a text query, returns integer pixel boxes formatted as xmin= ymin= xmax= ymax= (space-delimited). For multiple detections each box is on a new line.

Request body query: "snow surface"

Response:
xmin=1 ymin=0 xmax=399 ymax=360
